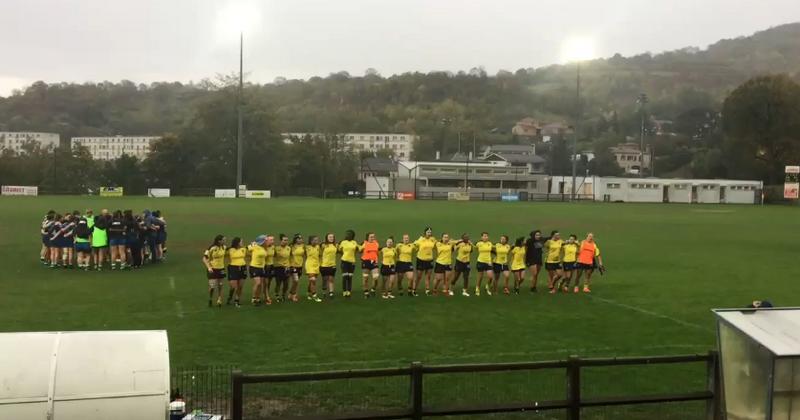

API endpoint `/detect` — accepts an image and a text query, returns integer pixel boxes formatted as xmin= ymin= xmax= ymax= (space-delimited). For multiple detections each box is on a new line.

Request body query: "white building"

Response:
xmin=71 ymin=136 xmax=160 ymax=161
xmin=282 ymin=133 xmax=417 ymax=161
xmin=0 ymin=132 xmax=60 ymax=154
xmin=593 ymin=177 xmax=762 ymax=204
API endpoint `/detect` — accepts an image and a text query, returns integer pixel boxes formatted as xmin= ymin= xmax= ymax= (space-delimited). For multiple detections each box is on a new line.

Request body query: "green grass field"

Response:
xmin=1 ymin=196 xmax=798 ymax=417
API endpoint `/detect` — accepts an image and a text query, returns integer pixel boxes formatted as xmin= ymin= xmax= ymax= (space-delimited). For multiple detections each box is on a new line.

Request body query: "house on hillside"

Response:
xmin=609 ymin=142 xmax=651 ymax=175
xmin=511 ymin=118 xmax=541 ymax=139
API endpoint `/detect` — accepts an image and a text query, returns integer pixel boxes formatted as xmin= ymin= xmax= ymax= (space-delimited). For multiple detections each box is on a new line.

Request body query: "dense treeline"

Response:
xmin=1 ymin=23 xmax=799 ymax=193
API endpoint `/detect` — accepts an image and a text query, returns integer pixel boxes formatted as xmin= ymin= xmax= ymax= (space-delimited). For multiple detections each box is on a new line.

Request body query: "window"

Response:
xmin=607 ymin=183 xmax=621 ymax=189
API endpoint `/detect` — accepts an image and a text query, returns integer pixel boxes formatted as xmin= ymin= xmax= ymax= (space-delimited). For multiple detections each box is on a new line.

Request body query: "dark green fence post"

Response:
xmin=410 ymin=362 xmax=423 ymax=419
xmin=231 ymin=369 xmax=243 ymax=420
xmin=707 ymin=351 xmax=722 ymax=420
xmin=567 ymin=355 xmax=581 ymax=420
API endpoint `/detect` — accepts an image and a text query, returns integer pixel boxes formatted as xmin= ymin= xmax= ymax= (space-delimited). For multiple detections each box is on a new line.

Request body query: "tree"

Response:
xmin=722 ymin=74 xmax=800 ymax=182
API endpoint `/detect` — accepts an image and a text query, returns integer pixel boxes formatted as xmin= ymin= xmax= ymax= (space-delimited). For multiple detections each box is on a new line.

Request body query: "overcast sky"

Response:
xmin=1 ymin=0 xmax=799 ymax=97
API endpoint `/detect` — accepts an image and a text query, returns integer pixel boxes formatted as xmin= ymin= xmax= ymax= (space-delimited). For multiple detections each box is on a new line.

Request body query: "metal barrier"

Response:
xmin=172 ymin=365 xmax=235 ymax=416
xmin=231 ymin=352 xmax=721 ymax=420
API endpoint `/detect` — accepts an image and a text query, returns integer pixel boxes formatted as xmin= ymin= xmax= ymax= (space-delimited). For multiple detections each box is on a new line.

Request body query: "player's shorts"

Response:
xmin=545 ymin=262 xmax=562 ymax=271
xmin=493 ymin=263 xmax=509 ymax=273
xmin=526 ymin=256 xmax=543 ymax=267
xmin=476 ymin=262 xmax=493 ymax=272
xmin=434 ymin=263 xmax=451 ymax=273
xmin=42 ymin=234 xmax=50 ymax=246
xmin=454 ymin=261 xmax=471 ymax=273
xmin=273 ymin=266 xmax=289 ymax=280
xmin=249 ymin=266 xmax=266 ymax=278
xmin=416 ymin=259 xmax=433 ymax=271
xmin=228 ymin=265 xmax=247 ymax=281
xmin=361 ymin=260 xmax=377 ymax=270
xmin=305 ymin=266 xmax=320 ymax=277
xmin=512 ymin=268 xmax=525 ymax=274
xmin=562 ymin=262 xmax=576 ymax=271
xmin=341 ymin=261 xmax=355 ymax=274
xmin=576 ymin=262 xmax=596 ymax=270
xmin=320 ymin=266 xmax=336 ymax=276
xmin=396 ymin=261 xmax=413 ymax=274
xmin=380 ymin=265 xmax=396 ymax=276
xmin=207 ymin=268 xmax=225 ymax=280
xmin=75 ymin=242 xmax=91 ymax=252
xmin=109 ymin=238 xmax=126 ymax=246
xmin=289 ymin=266 xmax=302 ymax=276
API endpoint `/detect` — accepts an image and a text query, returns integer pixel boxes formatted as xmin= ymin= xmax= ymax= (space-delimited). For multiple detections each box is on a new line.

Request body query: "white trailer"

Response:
xmin=0 ymin=330 xmax=170 ymax=420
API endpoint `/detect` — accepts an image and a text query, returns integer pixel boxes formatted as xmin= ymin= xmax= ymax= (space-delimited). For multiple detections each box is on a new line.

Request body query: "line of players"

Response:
xmin=202 ymin=228 xmax=604 ymax=307
xmin=40 ymin=209 xmax=167 ymax=270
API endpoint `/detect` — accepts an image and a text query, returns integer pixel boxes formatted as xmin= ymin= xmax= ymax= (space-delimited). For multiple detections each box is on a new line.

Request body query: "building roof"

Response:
xmin=714 ymin=308 xmax=800 ymax=357
xmin=485 ymin=152 xmax=545 ymax=165
xmin=484 ymin=144 xmax=535 ymax=154
xmin=360 ymin=157 xmax=396 ymax=173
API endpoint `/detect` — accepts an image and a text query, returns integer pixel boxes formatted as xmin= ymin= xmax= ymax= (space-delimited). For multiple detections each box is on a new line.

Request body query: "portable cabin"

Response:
xmin=714 ymin=308 xmax=800 ymax=420
xmin=0 ymin=330 xmax=170 ymax=420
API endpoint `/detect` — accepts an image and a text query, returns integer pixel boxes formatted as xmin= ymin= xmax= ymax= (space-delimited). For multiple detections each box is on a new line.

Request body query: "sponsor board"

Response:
xmin=238 ymin=184 xmax=247 ymax=197
xmin=501 ymin=193 xmax=520 ymax=202
xmin=214 ymin=189 xmax=237 ymax=198
xmin=99 ymin=187 xmax=124 ymax=197
xmin=785 ymin=166 xmax=799 ymax=199
xmin=396 ymin=192 xmax=415 ymax=201
xmin=147 ymin=188 xmax=171 ymax=198
xmin=245 ymin=190 xmax=271 ymax=199
xmin=447 ymin=191 xmax=470 ymax=201
xmin=1 ymin=185 xmax=38 ymax=196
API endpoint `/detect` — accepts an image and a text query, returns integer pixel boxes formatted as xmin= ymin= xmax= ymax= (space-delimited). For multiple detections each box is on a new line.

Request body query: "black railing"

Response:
xmin=231 ymin=352 xmax=721 ymax=420
xmin=172 ymin=365 xmax=235 ymax=416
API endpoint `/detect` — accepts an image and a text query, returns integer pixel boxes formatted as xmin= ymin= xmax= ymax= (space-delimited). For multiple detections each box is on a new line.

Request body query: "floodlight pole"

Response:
xmin=571 ymin=61 xmax=581 ymax=201
xmin=236 ymin=32 xmax=244 ymax=196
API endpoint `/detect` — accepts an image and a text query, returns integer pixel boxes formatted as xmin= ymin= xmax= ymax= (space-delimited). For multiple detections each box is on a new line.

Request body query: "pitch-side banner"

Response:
xmin=1 ymin=185 xmax=38 ymax=196
xmin=214 ymin=189 xmax=236 ymax=198
xmin=245 ymin=190 xmax=271 ymax=199
xmin=447 ymin=191 xmax=470 ymax=201
xmin=785 ymin=165 xmax=799 ymax=199
xmin=99 ymin=187 xmax=124 ymax=197
xmin=396 ymin=192 xmax=415 ymax=201
xmin=147 ymin=188 xmax=171 ymax=198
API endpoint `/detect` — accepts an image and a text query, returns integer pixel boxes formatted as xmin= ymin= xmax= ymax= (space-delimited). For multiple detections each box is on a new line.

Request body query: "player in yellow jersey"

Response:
xmin=451 ymin=233 xmax=473 ymax=297
xmin=510 ymin=237 xmax=527 ymax=294
xmin=474 ymin=232 xmax=495 ymax=296
xmin=226 ymin=237 xmax=247 ymax=307
xmin=433 ymin=233 xmax=455 ymax=296
xmin=543 ymin=230 xmax=564 ymax=294
xmin=263 ymin=235 xmax=275 ymax=305
xmin=559 ymin=234 xmax=579 ymax=293
xmin=273 ymin=234 xmax=292 ymax=302
xmin=493 ymin=235 xmax=512 ymax=294
xmin=380 ymin=237 xmax=397 ymax=299
xmin=395 ymin=234 xmax=416 ymax=296
xmin=202 ymin=234 xmax=226 ymax=308
xmin=413 ymin=227 xmax=436 ymax=295
xmin=305 ymin=235 xmax=323 ymax=302
xmin=338 ymin=230 xmax=358 ymax=298
xmin=288 ymin=235 xmax=305 ymax=302
xmin=247 ymin=235 xmax=268 ymax=306
xmin=320 ymin=233 xmax=338 ymax=299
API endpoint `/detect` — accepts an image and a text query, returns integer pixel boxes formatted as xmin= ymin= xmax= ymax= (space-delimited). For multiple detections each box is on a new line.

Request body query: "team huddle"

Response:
xmin=202 ymin=228 xmax=604 ymax=307
xmin=39 ymin=208 xmax=167 ymax=270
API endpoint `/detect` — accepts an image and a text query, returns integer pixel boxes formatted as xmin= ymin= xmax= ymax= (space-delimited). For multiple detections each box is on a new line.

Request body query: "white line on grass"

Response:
xmin=587 ymin=295 xmax=712 ymax=332
xmin=169 ymin=276 xmax=176 ymax=290
xmin=175 ymin=301 xmax=184 ymax=318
